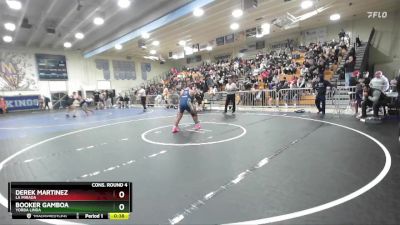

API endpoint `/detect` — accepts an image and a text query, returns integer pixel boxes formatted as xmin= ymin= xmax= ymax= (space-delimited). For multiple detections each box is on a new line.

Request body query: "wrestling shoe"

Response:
xmin=194 ymin=123 xmax=201 ymax=130
xmin=172 ymin=126 xmax=180 ymax=133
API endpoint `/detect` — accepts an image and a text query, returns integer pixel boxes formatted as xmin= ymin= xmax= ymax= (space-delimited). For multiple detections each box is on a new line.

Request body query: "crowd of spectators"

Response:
xmin=138 ymin=39 xmax=352 ymax=100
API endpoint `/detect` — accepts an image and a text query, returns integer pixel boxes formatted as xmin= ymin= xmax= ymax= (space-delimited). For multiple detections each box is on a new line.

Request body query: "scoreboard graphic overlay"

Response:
xmin=8 ymin=182 xmax=132 ymax=220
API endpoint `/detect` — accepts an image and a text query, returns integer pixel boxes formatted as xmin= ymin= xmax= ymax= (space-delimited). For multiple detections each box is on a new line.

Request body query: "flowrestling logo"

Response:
xmin=367 ymin=11 xmax=388 ymax=19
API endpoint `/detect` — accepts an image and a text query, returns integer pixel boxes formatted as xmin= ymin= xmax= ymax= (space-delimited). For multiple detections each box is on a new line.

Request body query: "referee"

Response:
xmin=137 ymin=86 xmax=147 ymax=112
xmin=224 ymin=78 xmax=237 ymax=113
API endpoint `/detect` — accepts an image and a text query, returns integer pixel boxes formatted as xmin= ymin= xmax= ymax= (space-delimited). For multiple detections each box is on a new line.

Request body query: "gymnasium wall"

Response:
xmin=0 ymin=46 xmax=176 ymax=97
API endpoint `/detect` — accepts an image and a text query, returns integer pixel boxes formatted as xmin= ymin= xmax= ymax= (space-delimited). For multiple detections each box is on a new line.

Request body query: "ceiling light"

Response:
xmin=232 ymin=9 xmax=243 ymax=18
xmin=261 ymin=23 xmax=271 ymax=35
xmin=152 ymin=40 xmax=160 ymax=46
xmin=115 ymin=44 xmax=122 ymax=50
xmin=3 ymin=36 xmax=13 ymax=43
xmin=206 ymin=46 xmax=212 ymax=51
xmin=150 ymin=50 xmax=156 ymax=55
xmin=93 ymin=17 xmax=104 ymax=25
xmin=230 ymin=23 xmax=239 ymax=30
xmin=6 ymin=0 xmax=22 ymax=10
xmin=4 ymin=23 xmax=16 ymax=31
xmin=301 ymin=0 xmax=313 ymax=9
xmin=141 ymin=32 xmax=150 ymax=39
xmin=63 ymin=42 xmax=72 ymax=48
xmin=193 ymin=8 xmax=204 ymax=17
xmin=118 ymin=0 xmax=131 ymax=8
xmin=330 ymin=13 xmax=341 ymax=21
xmin=184 ymin=46 xmax=193 ymax=55
xmin=179 ymin=40 xmax=186 ymax=46
xmin=75 ymin=32 xmax=84 ymax=39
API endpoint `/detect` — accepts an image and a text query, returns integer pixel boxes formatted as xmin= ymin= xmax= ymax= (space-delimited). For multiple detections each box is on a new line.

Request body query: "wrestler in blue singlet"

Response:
xmin=179 ymin=87 xmax=194 ymax=113
xmin=172 ymin=86 xmax=201 ymax=133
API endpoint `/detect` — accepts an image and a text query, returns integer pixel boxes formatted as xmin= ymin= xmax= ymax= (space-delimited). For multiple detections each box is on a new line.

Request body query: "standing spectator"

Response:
xmin=44 ymin=96 xmax=51 ymax=110
xmin=105 ymin=90 xmax=112 ymax=108
xmin=117 ymin=94 xmax=124 ymax=109
xmin=93 ymin=91 xmax=100 ymax=110
xmin=163 ymin=86 xmax=170 ymax=107
xmin=354 ymin=83 xmax=363 ymax=116
xmin=0 ymin=97 xmax=7 ymax=114
xmin=224 ymin=78 xmax=237 ymax=113
xmin=98 ymin=91 xmax=106 ymax=110
xmin=137 ymin=86 xmax=147 ymax=111
xmin=313 ymin=75 xmax=332 ymax=114
xmin=110 ymin=90 xmax=115 ymax=106
xmin=344 ymin=48 xmax=355 ymax=86
xmin=124 ymin=93 xmax=130 ymax=108
xmin=39 ymin=96 xmax=44 ymax=110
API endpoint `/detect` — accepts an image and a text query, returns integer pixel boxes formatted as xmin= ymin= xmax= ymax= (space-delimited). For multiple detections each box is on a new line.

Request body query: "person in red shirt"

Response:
xmin=0 ymin=97 xmax=7 ymax=114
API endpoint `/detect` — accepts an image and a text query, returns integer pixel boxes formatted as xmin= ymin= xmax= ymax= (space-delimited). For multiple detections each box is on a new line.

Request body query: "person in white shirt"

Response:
xmin=297 ymin=76 xmax=306 ymax=88
xmin=381 ymin=73 xmax=390 ymax=92
xmin=137 ymin=86 xmax=147 ymax=111
xmin=370 ymin=71 xmax=386 ymax=91
xmin=224 ymin=78 xmax=237 ymax=113
xmin=163 ymin=86 xmax=170 ymax=107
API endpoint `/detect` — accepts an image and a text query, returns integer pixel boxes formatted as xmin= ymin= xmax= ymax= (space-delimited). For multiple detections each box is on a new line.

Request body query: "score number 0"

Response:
xmin=118 ymin=191 xmax=125 ymax=211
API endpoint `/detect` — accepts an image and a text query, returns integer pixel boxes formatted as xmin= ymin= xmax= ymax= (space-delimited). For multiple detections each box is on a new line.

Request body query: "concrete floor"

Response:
xmin=0 ymin=108 xmax=399 ymax=225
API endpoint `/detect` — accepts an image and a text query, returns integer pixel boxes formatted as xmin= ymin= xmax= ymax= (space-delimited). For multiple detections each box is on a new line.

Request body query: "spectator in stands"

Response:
xmin=380 ymin=71 xmax=390 ymax=92
xmin=349 ymin=70 xmax=359 ymax=86
xmin=0 ymin=97 xmax=7 ymax=114
xmin=359 ymin=84 xmax=386 ymax=119
xmin=390 ymin=77 xmax=397 ymax=91
xmin=277 ymin=77 xmax=289 ymax=90
xmin=313 ymin=75 xmax=332 ymax=114
xmin=300 ymin=64 xmax=309 ymax=77
xmin=269 ymin=74 xmax=280 ymax=89
xmin=344 ymin=48 xmax=355 ymax=86
xmin=297 ymin=76 xmax=306 ymax=88
xmin=370 ymin=71 xmax=388 ymax=92
xmin=356 ymin=35 xmax=362 ymax=47
xmin=224 ymin=78 xmax=237 ymax=113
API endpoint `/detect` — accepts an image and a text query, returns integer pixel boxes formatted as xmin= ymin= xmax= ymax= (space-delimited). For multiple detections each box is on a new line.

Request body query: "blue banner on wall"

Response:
xmin=141 ymin=63 xmax=151 ymax=80
xmin=35 ymin=54 xmax=68 ymax=80
xmin=4 ymin=95 xmax=40 ymax=111
xmin=95 ymin=59 xmax=111 ymax=80
xmin=112 ymin=60 xmax=136 ymax=80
